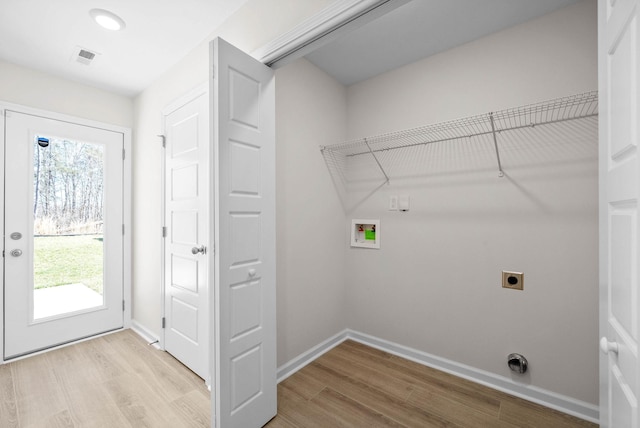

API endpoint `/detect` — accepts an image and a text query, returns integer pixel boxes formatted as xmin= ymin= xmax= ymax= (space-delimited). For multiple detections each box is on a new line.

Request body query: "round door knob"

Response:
xmin=600 ymin=337 xmax=619 ymax=355
xmin=248 ymin=269 xmax=256 ymax=277
xmin=191 ymin=245 xmax=206 ymax=255
xmin=10 ymin=249 xmax=22 ymax=257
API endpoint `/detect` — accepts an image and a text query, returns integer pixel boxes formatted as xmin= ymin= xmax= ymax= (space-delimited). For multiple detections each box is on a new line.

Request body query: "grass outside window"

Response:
xmin=33 ymin=234 xmax=103 ymax=294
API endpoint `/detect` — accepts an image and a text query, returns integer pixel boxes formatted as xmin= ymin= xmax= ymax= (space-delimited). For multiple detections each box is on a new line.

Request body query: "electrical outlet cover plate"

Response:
xmin=502 ymin=271 xmax=524 ymax=290
xmin=389 ymin=195 xmax=398 ymax=211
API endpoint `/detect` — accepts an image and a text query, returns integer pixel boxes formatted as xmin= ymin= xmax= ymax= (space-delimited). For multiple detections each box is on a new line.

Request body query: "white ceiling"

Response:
xmin=305 ymin=0 xmax=581 ymax=86
xmin=0 ymin=0 xmax=581 ymax=98
xmin=0 ymin=0 xmax=249 ymax=97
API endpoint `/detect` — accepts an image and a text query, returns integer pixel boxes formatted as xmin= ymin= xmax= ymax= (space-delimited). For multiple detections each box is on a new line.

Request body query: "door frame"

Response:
xmin=0 ymin=101 xmax=132 ymax=363
xmin=159 ymin=83 xmax=211 ymax=384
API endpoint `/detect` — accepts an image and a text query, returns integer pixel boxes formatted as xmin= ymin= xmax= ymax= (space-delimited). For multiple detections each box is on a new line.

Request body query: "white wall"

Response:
xmin=0 ymin=59 xmax=133 ymax=127
xmin=275 ymin=58 xmax=347 ymax=364
xmin=130 ymin=0 xmax=339 ymax=359
xmin=343 ymin=0 xmax=598 ymax=404
xmin=347 ymin=1 xmax=596 ymax=137
xmin=0 ymin=0 xmax=599 ymax=407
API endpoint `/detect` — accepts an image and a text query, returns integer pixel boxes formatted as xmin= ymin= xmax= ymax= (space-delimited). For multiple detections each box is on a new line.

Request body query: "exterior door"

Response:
xmin=163 ymin=86 xmax=210 ymax=381
xmin=212 ymin=38 xmax=277 ymax=427
xmin=598 ymin=0 xmax=640 ymax=426
xmin=4 ymin=110 xmax=124 ymax=359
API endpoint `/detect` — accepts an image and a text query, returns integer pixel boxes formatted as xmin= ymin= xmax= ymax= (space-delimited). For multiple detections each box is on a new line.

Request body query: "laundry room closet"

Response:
xmin=274 ymin=0 xmax=598 ymax=417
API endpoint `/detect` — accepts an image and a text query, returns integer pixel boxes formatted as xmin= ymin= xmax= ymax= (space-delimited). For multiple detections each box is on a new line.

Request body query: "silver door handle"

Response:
xmin=10 ymin=249 xmax=22 ymax=257
xmin=191 ymin=245 xmax=206 ymax=255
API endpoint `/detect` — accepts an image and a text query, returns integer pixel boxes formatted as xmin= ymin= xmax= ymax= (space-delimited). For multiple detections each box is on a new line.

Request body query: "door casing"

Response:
xmin=0 ymin=101 xmax=132 ymax=363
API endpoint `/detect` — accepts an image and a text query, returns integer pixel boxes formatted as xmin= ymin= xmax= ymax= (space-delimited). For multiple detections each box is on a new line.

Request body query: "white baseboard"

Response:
xmin=277 ymin=329 xmax=349 ymax=382
xmin=131 ymin=320 xmax=161 ymax=350
xmin=276 ymin=329 xmax=599 ymax=424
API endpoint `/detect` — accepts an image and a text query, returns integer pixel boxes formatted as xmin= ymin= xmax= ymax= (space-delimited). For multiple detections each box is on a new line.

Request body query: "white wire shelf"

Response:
xmin=320 ymin=91 xmax=598 ymax=181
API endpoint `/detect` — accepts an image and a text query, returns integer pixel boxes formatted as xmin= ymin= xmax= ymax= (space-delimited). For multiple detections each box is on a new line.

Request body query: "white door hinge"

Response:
xmin=162 ymin=317 xmax=166 ymax=329
xmin=162 ymin=226 xmax=167 ymax=238
xmin=158 ymin=135 xmax=166 ymax=148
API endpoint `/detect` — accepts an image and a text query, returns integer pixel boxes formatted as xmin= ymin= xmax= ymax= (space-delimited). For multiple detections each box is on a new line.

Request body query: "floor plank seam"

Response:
xmin=308 ymin=385 xmax=327 ymax=401
xmin=497 ymin=400 xmax=505 ymax=423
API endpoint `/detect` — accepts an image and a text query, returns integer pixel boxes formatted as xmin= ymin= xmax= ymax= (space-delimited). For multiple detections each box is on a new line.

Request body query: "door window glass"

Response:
xmin=33 ymin=136 xmax=105 ymax=319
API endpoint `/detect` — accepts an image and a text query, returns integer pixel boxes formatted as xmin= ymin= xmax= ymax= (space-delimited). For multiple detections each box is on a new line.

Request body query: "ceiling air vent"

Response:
xmin=77 ymin=49 xmax=96 ymax=65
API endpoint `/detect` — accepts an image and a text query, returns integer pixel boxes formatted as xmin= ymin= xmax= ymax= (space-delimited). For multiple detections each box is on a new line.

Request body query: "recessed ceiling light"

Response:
xmin=89 ymin=9 xmax=126 ymax=31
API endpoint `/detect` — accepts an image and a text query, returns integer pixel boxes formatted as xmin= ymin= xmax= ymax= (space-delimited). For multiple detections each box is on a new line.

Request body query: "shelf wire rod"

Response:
xmin=489 ymin=113 xmax=504 ymax=178
xmin=364 ymin=137 xmax=390 ymax=184
xmin=340 ymin=112 xmax=597 ymax=158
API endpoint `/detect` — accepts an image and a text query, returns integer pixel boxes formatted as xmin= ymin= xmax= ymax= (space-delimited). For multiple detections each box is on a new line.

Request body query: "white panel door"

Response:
xmin=599 ymin=0 xmax=640 ymax=426
xmin=164 ymin=87 xmax=209 ymax=381
xmin=4 ymin=110 xmax=123 ymax=359
xmin=212 ymin=38 xmax=276 ymax=428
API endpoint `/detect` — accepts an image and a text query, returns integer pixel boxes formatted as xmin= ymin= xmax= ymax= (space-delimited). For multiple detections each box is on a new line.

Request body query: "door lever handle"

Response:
xmin=191 ymin=245 xmax=206 ymax=255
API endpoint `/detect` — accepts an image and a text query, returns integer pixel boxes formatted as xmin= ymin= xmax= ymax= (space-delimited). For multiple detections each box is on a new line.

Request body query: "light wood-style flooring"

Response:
xmin=1 ymin=332 xmax=598 ymax=427
xmin=0 ymin=329 xmax=210 ymax=427
xmin=266 ymin=340 xmax=598 ymax=428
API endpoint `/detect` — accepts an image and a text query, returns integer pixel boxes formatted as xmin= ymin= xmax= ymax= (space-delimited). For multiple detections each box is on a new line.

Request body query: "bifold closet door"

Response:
xmin=212 ymin=37 xmax=277 ymax=428
xmin=598 ymin=0 xmax=640 ymax=426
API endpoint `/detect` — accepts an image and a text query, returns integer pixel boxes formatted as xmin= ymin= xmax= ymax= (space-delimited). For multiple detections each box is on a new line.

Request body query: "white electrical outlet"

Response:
xmin=398 ymin=195 xmax=410 ymax=211
xmin=389 ymin=195 xmax=398 ymax=211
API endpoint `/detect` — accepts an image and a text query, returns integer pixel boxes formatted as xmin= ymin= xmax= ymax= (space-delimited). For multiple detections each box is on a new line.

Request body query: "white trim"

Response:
xmin=252 ymin=0 xmax=409 ymax=68
xmin=0 ymin=101 xmax=131 ymax=135
xmin=162 ymin=82 xmax=209 ymax=117
xmin=276 ymin=329 xmax=599 ymax=424
xmin=131 ymin=320 xmax=162 ymax=349
xmin=0 ymin=109 xmax=5 ymax=364
xmin=0 ymin=100 xmax=132 ymax=363
xmin=276 ymin=329 xmax=349 ymax=382
xmin=122 ymin=122 xmax=132 ymax=329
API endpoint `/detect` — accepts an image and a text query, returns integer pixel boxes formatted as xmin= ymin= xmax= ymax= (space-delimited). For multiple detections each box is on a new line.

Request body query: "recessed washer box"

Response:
xmin=351 ymin=219 xmax=380 ymax=249
xmin=502 ymin=271 xmax=524 ymax=290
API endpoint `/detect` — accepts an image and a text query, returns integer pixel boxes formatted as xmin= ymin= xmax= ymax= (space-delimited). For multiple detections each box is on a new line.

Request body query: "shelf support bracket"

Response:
xmin=364 ymin=138 xmax=390 ymax=184
xmin=489 ymin=113 xmax=504 ymax=178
